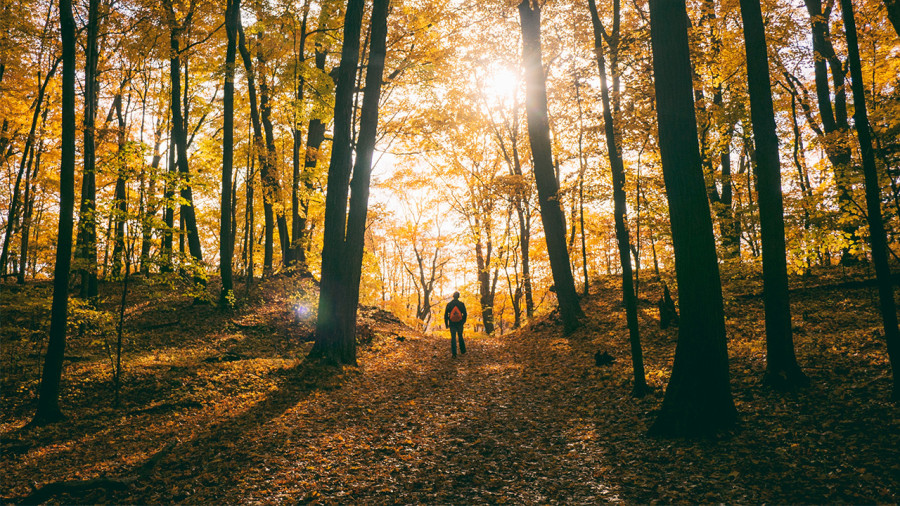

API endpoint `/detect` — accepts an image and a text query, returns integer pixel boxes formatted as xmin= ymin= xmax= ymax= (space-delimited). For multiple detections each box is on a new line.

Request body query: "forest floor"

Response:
xmin=1 ymin=266 xmax=899 ymax=504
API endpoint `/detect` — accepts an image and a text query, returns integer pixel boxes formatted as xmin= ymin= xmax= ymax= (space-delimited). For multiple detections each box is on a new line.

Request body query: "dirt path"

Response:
xmin=141 ymin=329 xmax=621 ymax=504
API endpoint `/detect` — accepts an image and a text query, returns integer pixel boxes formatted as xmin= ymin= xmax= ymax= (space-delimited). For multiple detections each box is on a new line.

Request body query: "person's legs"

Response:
xmin=450 ymin=327 xmax=458 ymax=357
xmin=459 ymin=330 xmax=466 ymax=354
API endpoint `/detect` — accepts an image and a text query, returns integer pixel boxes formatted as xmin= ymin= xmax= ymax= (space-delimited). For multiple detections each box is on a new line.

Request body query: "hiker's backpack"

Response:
xmin=449 ymin=305 xmax=463 ymax=323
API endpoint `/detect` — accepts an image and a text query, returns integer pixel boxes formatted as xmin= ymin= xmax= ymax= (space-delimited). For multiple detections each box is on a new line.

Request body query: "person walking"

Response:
xmin=444 ymin=291 xmax=467 ymax=357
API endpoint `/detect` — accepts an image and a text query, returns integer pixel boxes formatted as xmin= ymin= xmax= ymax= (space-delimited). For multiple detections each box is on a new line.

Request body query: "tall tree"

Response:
xmin=803 ymin=0 xmax=858 ymax=262
xmin=110 ymin=92 xmax=129 ymax=278
xmin=74 ymin=0 xmax=101 ymax=297
xmin=220 ymin=0 xmax=241 ymax=305
xmin=587 ymin=0 xmax=648 ymax=396
xmin=311 ymin=0 xmax=389 ymax=364
xmin=237 ymin=23 xmax=278 ymax=275
xmin=256 ymin=29 xmax=292 ymax=267
xmin=647 ymin=0 xmax=736 ymax=437
xmin=33 ymin=0 xmax=77 ymax=425
xmin=517 ymin=0 xmax=583 ymax=334
xmin=840 ymin=0 xmax=900 ymax=400
xmin=163 ymin=0 xmax=203 ymax=266
xmin=738 ymin=0 xmax=808 ymax=389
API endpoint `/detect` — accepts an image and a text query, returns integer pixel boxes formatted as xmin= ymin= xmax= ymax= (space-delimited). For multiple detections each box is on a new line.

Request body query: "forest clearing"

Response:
xmin=2 ymin=269 xmax=899 ymax=504
xmin=3 ymin=0 xmax=900 ymax=502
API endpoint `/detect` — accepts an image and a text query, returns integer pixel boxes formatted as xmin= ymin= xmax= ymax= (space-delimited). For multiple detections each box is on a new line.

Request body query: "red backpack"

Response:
xmin=449 ymin=305 xmax=463 ymax=323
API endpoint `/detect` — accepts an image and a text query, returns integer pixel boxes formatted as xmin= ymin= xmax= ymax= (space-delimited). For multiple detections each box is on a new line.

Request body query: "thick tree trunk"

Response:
xmin=517 ymin=0 xmax=583 ymax=334
xmin=588 ymin=0 xmax=648 ymax=397
xmin=342 ymin=0 xmax=389 ymax=347
xmin=33 ymin=0 xmax=76 ymax=425
xmin=220 ymin=0 xmax=240 ymax=305
xmin=840 ymin=0 xmax=900 ymax=400
xmin=312 ymin=0 xmax=388 ymax=365
xmin=739 ymin=0 xmax=809 ymax=389
xmin=311 ymin=0 xmax=366 ymax=365
xmin=647 ymin=0 xmax=736 ymax=437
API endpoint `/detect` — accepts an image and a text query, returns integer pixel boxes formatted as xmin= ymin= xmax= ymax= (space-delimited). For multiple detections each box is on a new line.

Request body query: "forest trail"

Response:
xmin=180 ymin=327 xmax=621 ymax=504
xmin=3 ymin=272 xmax=900 ymax=504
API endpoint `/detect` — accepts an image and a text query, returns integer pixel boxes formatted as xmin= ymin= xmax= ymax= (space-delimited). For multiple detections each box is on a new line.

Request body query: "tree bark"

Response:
xmin=311 ymin=0 xmax=366 ymax=365
xmin=257 ymin=42 xmax=291 ymax=266
xmin=237 ymin=24 xmax=277 ymax=275
xmin=739 ymin=0 xmax=809 ymax=389
xmin=164 ymin=0 xmax=203 ymax=266
xmin=220 ymin=0 xmax=240 ymax=305
xmin=140 ymin=119 xmax=163 ymax=274
xmin=110 ymin=94 xmax=128 ymax=279
xmin=33 ymin=0 xmax=77 ymax=425
xmin=517 ymin=0 xmax=583 ymax=334
xmin=840 ymin=0 xmax=900 ymax=400
xmin=312 ymin=0 xmax=388 ymax=364
xmin=74 ymin=0 xmax=100 ymax=297
xmin=647 ymin=0 xmax=736 ymax=437
xmin=588 ymin=0 xmax=649 ymax=396
xmin=803 ymin=0 xmax=858 ymax=262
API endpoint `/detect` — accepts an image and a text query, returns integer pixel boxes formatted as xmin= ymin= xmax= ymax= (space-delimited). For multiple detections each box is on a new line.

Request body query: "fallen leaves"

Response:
xmin=1 ymin=268 xmax=899 ymax=503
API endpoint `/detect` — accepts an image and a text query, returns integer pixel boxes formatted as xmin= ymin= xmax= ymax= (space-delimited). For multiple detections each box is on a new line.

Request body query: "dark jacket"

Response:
xmin=444 ymin=299 xmax=467 ymax=327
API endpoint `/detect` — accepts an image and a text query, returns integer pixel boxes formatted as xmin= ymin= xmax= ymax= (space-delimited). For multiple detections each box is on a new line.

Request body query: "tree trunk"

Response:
xmin=312 ymin=0 xmax=388 ymax=365
xmin=311 ymin=0 xmax=366 ymax=365
xmin=164 ymin=0 xmax=203 ymax=266
xmin=646 ymin=0 xmax=736 ymax=437
xmin=246 ymin=151 xmax=256 ymax=293
xmin=840 ymin=0 xmax=900 ymax=400
xmin=804 ymin=0 xmax=858 ymax=262
xmin=74 ymin=0 xmax=100 ymax=297
xmin=517 ymin=0 xmax=583 ymax=334
xmin=475 ymin=234 xmax=495 ymax=334
xmin=587 ymin=0 xmax=648 ymax=396
xmin=140 ymin=120 xmax=163 ymax=274
xmin=257 ymin=44 xmax=291 ymax=266
xmin=33 ymin=0 xmax=76 ymax=425
xmin=739 ymin=0 xmax=809 ymax=389
xmin=161 ymin=126 xmax=175 ymax=272
xmin=18 ymin=135 xmax=43 ymax=282
xmin=237 ymin=23 xmax=276 ymax=276
xmin=109 ymin=94 xmax=128 ymax=279
xmin=220 ymin=0 xmax=240 ymax=305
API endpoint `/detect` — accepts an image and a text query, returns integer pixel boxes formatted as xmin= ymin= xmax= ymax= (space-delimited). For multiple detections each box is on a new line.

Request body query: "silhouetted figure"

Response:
xmin=444 ymin=291 xmax=467 ymax=357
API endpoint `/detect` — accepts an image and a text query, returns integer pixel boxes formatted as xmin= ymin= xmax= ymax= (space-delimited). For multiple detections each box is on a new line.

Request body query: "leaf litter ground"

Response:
xmin=1 ymin=267 xmax=899 ymax=503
